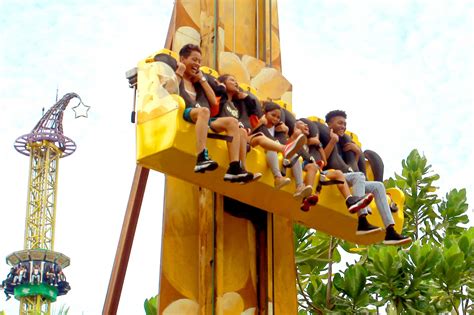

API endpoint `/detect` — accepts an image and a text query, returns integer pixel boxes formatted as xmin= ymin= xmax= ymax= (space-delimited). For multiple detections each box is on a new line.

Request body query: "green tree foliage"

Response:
xmin=144 ymin=294 xmax=158 ymax=315
xmin=51 ymin=305 xmax=70 ymax=315
xmin=296 ymin=149 xmax=473 ymax=314
xmin=333 ymin=264 xmax=371 ymax=313
xmin=385 ymin=149 xmax=441 ymax=241
xmin=367 ymin=243 xmax=443 ymax=313
xmin=433 ymin=228 xmax=474 ymax=314
xmin=295 ymin=225 xmax=342 ymax=314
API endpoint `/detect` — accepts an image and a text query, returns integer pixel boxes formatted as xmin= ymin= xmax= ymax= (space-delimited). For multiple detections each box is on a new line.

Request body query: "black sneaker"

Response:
xmin=346 ymin=193 xmax=374 ymax=214
xmin=240 ymin=172 xmax=262 ymax=184
xmin=356 ymin=216 xmax=382 ymax=235
xmin=383 ymin=226 xmax=411 ymax=245
xmin=194 ymin=149 xmax=218 ymax=173
xmin=224 ymin=162 xmax=248 ymax=183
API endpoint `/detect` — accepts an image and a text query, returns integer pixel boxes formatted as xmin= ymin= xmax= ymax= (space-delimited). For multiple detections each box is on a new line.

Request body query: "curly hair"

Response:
xmin=179 ymin=43 xmax=201 ymax=58
xmin=325 ymin=110 xmax=347 ymax=123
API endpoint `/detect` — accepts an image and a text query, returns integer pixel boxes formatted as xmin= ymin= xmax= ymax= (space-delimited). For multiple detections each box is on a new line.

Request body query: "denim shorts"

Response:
xmin=183 ymin=107 xmax=218 ymax=126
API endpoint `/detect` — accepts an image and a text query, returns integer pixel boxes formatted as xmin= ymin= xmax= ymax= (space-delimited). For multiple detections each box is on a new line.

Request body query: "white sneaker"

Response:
xmin=274 ymin=177 xmax=291 ymax=189
xmin=293 ymin=185 xmax=312 ymax=199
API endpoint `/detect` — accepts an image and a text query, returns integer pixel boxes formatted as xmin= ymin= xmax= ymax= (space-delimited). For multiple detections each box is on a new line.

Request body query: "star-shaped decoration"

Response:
xmin=72 ymin=101 xmax=91 ymax=118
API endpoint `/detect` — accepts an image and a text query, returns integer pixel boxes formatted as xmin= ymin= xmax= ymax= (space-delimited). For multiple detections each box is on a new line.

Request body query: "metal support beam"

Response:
xmin=103 ymin=165 xmax=149 ymax=314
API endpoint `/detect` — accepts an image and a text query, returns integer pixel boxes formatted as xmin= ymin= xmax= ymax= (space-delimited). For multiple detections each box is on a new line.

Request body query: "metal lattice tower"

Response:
xmin=3 ymin=93 xmax=85 ymax=315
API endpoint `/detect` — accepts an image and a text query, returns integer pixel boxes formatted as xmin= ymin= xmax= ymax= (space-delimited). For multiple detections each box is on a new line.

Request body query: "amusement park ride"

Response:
xmin=1 ymin=93 xmax=89 ymax=314
xmin=103 ymin=1 xmax=406 ymax=314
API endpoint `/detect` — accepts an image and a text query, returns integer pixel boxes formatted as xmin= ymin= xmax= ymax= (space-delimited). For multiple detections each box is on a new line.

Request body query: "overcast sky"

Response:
xmin=0 ymin=0 xmax=472 ymax=314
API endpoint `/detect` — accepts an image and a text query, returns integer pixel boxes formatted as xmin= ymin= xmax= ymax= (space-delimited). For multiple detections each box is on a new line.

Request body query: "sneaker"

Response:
xmin=306 ymin=194 xmax=319 ymax=206
xmin=346 ymin=193 xmax=374 ymax=214
xmin=383 ymin=227 xmax=411 ymax=245
xmin=356 ymin=216 xmax=383 ymax=235
xmin=194 ymin=149 xmax=218 ymax=173
xmin=300 ymin=194 xmax=319 ymax=212
xmin=294 ymin=185 xmax=313 ymax=199
xmin=300 ymin=198 xmax=311 ymax=212
xmin=240 ymin=172 xmax=262 ymax=184
xmin=283 ymin=134 xmax=306 ymax=159
xmin=274 ymin=177 xmax=291 ymax=189
xmin=224 ymin=163 xmax=248 ymax=183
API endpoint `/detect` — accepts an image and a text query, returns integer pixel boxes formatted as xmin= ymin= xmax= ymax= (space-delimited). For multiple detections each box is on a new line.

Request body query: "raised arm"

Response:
xmin=324 ymin=128 xmax=340 ymax=158
xmin=195 ymin=71 xmax=217 ymax=106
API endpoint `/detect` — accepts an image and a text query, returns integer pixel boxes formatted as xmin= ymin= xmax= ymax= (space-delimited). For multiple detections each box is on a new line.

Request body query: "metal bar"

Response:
xmin=198 ymin=188 xmax=214 ymax=315
xmin=233 ymin=0 xmax=236 ymax=53
xmin=269 ymin=0 xmax=272 ymax=67
xmin=262 ymin=0 xmax=266 ymax=64
xmin=213 ymin=0 xmax=218 ymax=69
xmin=103 ymin=165 xmax=150 ymax=314
xmin=257 ymin=216 xmax=268 ymax=315
xmin=256 ymin=0 xmax=259 ymax=59
xmin=207 ymin=133 xmax=233 ymax=142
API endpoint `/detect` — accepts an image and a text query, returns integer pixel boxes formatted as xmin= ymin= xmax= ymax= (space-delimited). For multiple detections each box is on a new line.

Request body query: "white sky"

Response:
xmin=0 ymin=0 xmax=472 ymax=314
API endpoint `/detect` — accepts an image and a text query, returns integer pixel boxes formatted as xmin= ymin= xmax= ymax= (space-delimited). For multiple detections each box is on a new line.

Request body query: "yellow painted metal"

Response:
xmin=159 ymin=176 xmax=263 ymax=313
xmin=238 ymin=83 xmax=258 ymax=96
xmin=20 ymin=295 xmax=50 ymax=315
xmin=272 ymin=216 xmax=298 ymax=314
xmin=24 ymin=141 xmax=61 ymax=250
xmin=274 ymin=99 xmax=292 ymax=113
xmin=152 ymin=1 xmax=407 ymax=314
xmin=136 ymin=98 xmax=404 ymax=244
xmin=200 ymin=66 xmax=219 ymax=79
xmin=18 ymin=140 xmax=61 ymax=314
xmin=144 ymin=48 xmax=178 ymax=64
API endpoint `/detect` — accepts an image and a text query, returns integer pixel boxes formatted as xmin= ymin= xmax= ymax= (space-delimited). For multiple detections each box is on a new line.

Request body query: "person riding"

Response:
xmin=325 ymin=110 xmax=411 ymax=245
xmin=216 ymin=74 xmax=306 ymax=174
xmin=176 ymin=44 xmax=257 ymax=183
xmin=292 ymin=119 xmax=374 ymax=212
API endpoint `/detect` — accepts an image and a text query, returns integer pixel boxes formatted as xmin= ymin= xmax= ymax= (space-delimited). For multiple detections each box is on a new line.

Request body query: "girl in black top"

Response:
xmin=177 ymin=44 xmax=256 ymax=182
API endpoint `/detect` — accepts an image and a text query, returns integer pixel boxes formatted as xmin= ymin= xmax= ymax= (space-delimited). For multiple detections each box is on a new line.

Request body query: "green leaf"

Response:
xmin=144 ymin=295 xmax=158 ymax=315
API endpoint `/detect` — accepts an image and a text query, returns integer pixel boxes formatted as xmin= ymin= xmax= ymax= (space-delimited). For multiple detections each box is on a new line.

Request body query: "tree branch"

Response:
xmin=296 ymin=266 xmax=323 ymax=315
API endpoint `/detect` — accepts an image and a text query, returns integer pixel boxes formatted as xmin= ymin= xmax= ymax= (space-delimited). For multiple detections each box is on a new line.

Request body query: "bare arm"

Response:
xmin=307 ymin=136 xmax=320 ymax=146
xmin=175 ymin=61 xmax=185 ymax=85
xmin=319 ymin=146 xmax=327 ymax=166
xmin=324 ymin=128 xmax=339 ymax=159
xmin=275 ymin=122 xmax=289 ymax=135
xmin=195 ymin=71 xmax=217 ymax=106
xmin=343 ymin=142 xmax=362 ymax=159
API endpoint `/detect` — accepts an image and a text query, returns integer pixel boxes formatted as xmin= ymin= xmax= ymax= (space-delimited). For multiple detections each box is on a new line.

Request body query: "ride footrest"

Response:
xmin=316 ymin=175 xmax=344 ymax=193
xmin=207 ymin=133 xmax=233 ymax=142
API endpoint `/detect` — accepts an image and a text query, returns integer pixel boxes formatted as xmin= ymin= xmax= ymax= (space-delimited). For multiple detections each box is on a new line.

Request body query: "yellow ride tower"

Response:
xmin=104 ymin=1 xmax=405 ymax=314
xmin=2 ymin=93 xmax=86 ymax=314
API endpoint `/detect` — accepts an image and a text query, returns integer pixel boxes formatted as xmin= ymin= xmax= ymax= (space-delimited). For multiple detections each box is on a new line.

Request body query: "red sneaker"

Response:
xmin=300 ymin=198 xmax=311 ymax=212
xmin=306 ymin=194 xmax=319 ymax=206
xmin=283 ymin=134 xmax=306 ymax=159
xmin=300 ymin=194 xmax=318 ymax=212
